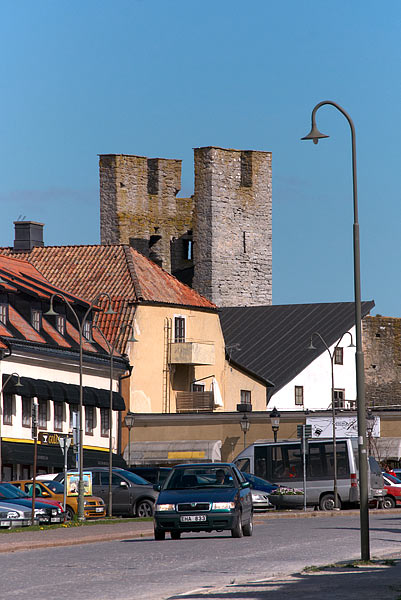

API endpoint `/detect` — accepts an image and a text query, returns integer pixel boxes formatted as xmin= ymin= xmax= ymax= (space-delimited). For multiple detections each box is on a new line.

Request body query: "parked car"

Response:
xmin=153 ymin=463 xmax=253 ymax=540
xmin=382 ymin=473 xmax=401 ymax=509
xmin=54 ymin=468 xmax=158 ymax=517
xmin=128 ymin=466 xmax=172 ymax=485
xmin=9 ymin=480 xmax=106 ymax=521
xmin=0 ymin=483 xmax=64 ymax=524
xmin=242 ymin=472 xmax=277 ymax=512
xmin=0 ymin=501 xmax=32 ymax=528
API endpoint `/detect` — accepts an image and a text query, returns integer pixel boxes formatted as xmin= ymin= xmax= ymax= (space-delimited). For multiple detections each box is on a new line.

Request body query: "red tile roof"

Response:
xmin=0 ymin=244 xmax=216 ymax=352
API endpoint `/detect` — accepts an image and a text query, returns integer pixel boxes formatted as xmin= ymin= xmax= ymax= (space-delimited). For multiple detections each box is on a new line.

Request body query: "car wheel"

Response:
xmin=136 ymin=500 xmax=154 ymax=518
xmin=319 ymin=493 xmax=341 ymax=511
xmin=171 ymin=530 xmax=181 ymax=540
xmin=382 ymin=496 xmax=396 ymax=509
xmin=231 ymin=514 xmax=243 ymax=538
xmin=154 ymin=527 xmax=165 ymax=540
xmin=242 ymin=515 xmax=253 ymax=537
xmin=65 ymin=506 xmax=75 ymax=521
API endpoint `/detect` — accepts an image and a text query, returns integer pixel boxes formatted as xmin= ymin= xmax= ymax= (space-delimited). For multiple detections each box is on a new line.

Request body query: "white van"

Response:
xmin=234 ymin=437 xmax=385 ymax=510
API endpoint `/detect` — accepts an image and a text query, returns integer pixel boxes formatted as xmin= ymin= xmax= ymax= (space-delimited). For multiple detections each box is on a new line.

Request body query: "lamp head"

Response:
xmin=44 ymin=307 xmax=59 ymax=317
xmin=301 ymin=123 xmax=329 ymax=145
xmin=269 ymin=406 xmax=281 ymax=428
xmin=124 ymin=412 xmax=135 ymax=429
xmin=104 ymin=306 xmax=116 ymax=315
xmin=307 ymin=340 xmax=316 ymax=351
xmin=240 ymin=413 xmax=250 ymax=433
xmin=347 ymin=339 xmax=356 ymax=348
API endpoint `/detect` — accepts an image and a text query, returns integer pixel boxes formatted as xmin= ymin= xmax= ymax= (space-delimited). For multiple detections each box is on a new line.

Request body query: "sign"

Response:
xmin=306 ymin=415 xmax=381 ymax=438
xmin=59 ymin=436 xmax=71 ymax=454
xmin=297 ymin=425 xmax=312 ymax=438
xmin=39 ymin=432 xmax=73 ymax=446
xmin=66 ymin=472 xmax=93 ymax=497
xmin=31 ymin=403 xmax=38 ymax=440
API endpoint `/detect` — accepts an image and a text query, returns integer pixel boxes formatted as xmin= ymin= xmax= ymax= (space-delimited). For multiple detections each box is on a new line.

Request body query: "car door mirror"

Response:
xmin=241 ymin=481 xmax=250 ymax=489
xmin=153 ymin=484 xmax=161 ymax=492
xmin=120 ymin=481 xmax=128 ymax=489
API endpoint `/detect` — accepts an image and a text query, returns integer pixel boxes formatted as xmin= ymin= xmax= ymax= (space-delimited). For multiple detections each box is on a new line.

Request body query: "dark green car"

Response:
xmin=153 ymin=463 xmax=253 ymax=540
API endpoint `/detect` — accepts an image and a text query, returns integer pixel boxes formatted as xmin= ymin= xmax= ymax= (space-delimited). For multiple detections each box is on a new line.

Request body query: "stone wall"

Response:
xmin=99 ymin=146 xmax=273 ymax=307
xmin=363 ymin=315 xmax=401 ymax=408
xmin=192 ymin=147 xmax=272 ymax=307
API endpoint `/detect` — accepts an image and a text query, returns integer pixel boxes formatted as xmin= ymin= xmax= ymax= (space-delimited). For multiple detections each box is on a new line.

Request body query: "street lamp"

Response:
xmin=302 ymin=100 xmax=370 ymax=560
xmin=307 ymin=331 xmax=355 ymax=509
xmin=45 ymin=291 xmax=115 ymax=521
xmin=0 ymin=373 xmax=22 ymax=479
xmin=92 ymin=323 xmax=137 ymax=517
xmin=124 ymin=412 xmax=135 ymax=467
xmin=239 ymin=413 xmax=250 ymax=449
xmin=269 ymin=407 xmax=280 ymax=443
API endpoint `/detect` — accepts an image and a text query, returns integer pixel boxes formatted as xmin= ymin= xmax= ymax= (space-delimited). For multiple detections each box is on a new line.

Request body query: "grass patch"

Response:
xmin=0 ymin=516 xmax=152 ymax=535
xmin=304 ymin=558 xmax=396 ymax=573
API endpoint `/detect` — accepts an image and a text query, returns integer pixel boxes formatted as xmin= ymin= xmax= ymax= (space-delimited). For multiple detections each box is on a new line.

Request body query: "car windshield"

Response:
xmin=42 ymin=481 xmax=65 ymax=493
xmin=385 ymin=473 xmax=401 ymax=484
xmin=114 ymin=470 xmax=150 ymax=485
xmin=165 ymin=467 xmax=235 ymax=490
xmin=0 ymin=483 xmax=29 ymax=498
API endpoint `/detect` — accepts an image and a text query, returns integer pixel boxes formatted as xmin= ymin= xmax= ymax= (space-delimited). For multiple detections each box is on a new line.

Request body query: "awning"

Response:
xmin=1 ymin=441 xmax=126 ymax=470
xmin=124 ymin=440 xmax=222 ymax=466
xmin=2 ymin=375 xmax=125 ymax=411
xmin=373 ymin=437 xmax=401 ymax=461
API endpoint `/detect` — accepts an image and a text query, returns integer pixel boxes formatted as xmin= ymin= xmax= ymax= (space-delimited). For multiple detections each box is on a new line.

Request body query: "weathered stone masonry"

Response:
xmin=99 ymin=146 xmax=272 ymax=308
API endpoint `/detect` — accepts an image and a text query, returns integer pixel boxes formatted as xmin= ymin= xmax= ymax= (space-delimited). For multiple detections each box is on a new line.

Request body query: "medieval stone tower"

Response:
xmin=99 ymin=146 xmax=272 ymax=307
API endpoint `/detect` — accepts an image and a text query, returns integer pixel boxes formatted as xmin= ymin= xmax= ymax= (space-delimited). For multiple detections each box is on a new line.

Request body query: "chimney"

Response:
xmin=13 ymin=221 xmax=44 ymax=252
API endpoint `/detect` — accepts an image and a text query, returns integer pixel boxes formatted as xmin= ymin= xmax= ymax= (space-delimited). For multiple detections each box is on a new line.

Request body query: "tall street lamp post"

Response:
xmin=269 ymin=407 xmax=280 ymax=443
xmin=45 ymin=292 xmax=115 ymax=521
xmin=92 ymin=323 xmax=137 ymax=517
xmin=302 ymin=100 xmax=370 ymax=560
xmin=307 ymin=331 xmax=355 ymax=509
xmin=124 ymin=412 xmax=135 ymax=468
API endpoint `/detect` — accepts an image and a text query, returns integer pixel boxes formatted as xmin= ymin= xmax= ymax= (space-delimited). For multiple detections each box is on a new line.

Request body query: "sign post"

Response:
xmin=297 ymin=424 xmax=312 ymax=511
xmin=59 ymin=436 xmax=71 ymax=516
xmin=31 ymin=402 xmax=39 ymax=524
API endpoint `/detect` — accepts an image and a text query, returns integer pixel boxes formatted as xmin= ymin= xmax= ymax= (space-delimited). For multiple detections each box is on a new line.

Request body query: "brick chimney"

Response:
xmin=13 ymin=221 xmax=44 ymax=252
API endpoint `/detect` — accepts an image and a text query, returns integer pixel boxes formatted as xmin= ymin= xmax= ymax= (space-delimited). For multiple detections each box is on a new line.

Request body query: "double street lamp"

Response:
xmin=302 ymin=100 xmax=370 ymax=560
xmin=307 ymin=331 xmax=355 ymax=509
xmin=45 ymin=292 xmax=115 ymax=521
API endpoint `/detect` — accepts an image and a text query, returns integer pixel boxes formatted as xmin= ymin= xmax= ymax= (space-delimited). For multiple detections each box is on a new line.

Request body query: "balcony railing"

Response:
xmin=176 ymin=391 xmax=215 ymax=413
xmin=170 ymin=341 xmax=215 ymax=366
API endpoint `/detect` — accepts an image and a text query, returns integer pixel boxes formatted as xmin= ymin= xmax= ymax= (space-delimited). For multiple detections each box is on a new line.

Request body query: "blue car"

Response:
xmin=153 ymin=463 xmax=253 ymax=540
xmin=242 ymin=472 xmax=278 ymax=494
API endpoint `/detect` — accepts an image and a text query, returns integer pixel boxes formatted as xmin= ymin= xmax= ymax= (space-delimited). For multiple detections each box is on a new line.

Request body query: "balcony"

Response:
xmin=170 ymin=341 xmax=215 ymax=366
xmin=176 ymin=391 xmax=215 ymax=413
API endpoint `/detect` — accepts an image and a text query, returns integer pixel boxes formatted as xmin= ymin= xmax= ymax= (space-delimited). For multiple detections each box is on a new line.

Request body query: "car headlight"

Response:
xmin=7 ymin=511 xmax=20 ymax=519
xmin=156 ymin=503 xmax=175 ymax=511
xmin=84 ymin=501 xmax=89 ymax=507
xmin=34 ymin=508 xmax=46 ymax=516
xmin=252 ymin=493 xmax=266 ymax=501
xmin=211 ymin=502 xmax=235 ymax=510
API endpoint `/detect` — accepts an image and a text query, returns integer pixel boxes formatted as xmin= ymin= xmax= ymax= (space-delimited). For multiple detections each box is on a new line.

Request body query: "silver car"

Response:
xmin=0 ymin=502 xmax=32 ymax=528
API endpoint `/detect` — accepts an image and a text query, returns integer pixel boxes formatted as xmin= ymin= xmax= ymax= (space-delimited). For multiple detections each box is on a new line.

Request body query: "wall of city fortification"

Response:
xmin=192 ymin=147 xmax=272 ymax=307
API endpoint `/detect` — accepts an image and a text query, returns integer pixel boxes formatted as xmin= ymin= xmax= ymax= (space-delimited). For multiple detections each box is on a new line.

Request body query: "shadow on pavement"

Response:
xmin=165 ymin=559 xmax=401 ymax=600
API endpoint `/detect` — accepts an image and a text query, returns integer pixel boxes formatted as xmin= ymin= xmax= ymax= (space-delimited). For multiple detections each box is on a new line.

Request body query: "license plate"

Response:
xmin=0 ymin=521 xmax=9 ymax=527
xmin=96 ymin=507 xmax=104 ymax=512
xmin=51 ymin=517 xmax=61 ymax=522
xmin=180 ymin=515 xmax=207 ymax=522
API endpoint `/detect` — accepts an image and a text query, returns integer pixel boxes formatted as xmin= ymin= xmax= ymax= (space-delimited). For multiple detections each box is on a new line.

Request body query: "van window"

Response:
xmin=307 ymin=441 xmax=350 ymax=480
xmin=235 ymin=458 xmax=250 ymax=473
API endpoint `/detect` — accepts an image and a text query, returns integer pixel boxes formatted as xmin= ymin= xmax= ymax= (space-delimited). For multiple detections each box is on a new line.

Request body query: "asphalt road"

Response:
xmin=2 ymin=513 xmax=401 ymax=600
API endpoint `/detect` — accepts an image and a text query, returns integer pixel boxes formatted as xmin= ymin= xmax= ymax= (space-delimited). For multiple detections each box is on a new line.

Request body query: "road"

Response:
xmin=2 ymin=513 xmax=401 ymax=600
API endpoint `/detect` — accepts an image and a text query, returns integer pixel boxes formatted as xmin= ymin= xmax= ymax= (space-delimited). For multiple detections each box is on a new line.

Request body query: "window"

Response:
xmin=191 ymin=383 xmax=205 ymax=392
xmin=174 ymin=316 xmax=185 ymax=343
xmin=54 ymin=402 xmax=63 ymax=431
xmin=69 ymin=405 xmax=78 ymax=429
xmin=0 ymin=303 xmax=7 ymax=324
xmin=3 ymin=394 xmax=13 ymax=425
xmin=56 ymin=315 xmax=65 ymax=336
xmin=183 ymin=239 xmax=192 ymax=260
xmin=334 ymin=347 xmax=344 ymax=365
xmin=85 ymin=406 xmax=94 ymax=435
xmin=100 ymin=408 xmax=110 ymax=437
xmin=38 ymin=400 xmax=47 ymax=429
xmin=32 ymin=309 xmax=41 ymax=331
xmin=22 ymin=397 xmax=32 ymax=427
xmin=295 ymin=386 xmax=304 ymax=406
xmin=334 ymin=389 xmax=345 ymax=408
xmin=240 ymin=390 xmax=251 ymax=404
xmin=83 ymin=320 xmax=92 ymax=340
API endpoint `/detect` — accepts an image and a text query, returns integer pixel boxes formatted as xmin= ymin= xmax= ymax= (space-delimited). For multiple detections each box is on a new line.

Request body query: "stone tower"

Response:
xmin=99 ymin=154 xmax=193 ymax=274
xmin=99 ymin=146 xmax=272 ymax=307
xmin=192 ymin=147 xmax=272 ymax=307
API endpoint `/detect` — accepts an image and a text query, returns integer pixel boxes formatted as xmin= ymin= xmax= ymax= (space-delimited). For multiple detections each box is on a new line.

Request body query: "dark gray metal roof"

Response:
xmin=219 ymin=301 xmax=375 ymax=397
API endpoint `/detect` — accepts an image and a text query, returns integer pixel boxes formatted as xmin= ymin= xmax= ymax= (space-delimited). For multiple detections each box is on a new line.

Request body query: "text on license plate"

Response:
xmin=180 ymin=515 xmax=207 ymax=522
xmin=96 ymin=507 xmax=104 ymax=512
xmin=51 ymin=517 xmax=61 ymax=522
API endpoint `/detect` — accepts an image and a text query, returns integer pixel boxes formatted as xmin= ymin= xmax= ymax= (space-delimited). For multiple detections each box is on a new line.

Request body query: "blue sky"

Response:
xmin=1 ymin=1 xmax=400 ymax=316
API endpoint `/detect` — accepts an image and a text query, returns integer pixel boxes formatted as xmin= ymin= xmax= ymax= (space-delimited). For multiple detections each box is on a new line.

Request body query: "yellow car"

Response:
xmin=10 ymin=480 xmax=106 ymax=521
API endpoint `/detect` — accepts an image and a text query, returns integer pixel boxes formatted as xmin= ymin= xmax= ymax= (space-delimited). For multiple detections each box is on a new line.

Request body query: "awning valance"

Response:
xmin=2 ymin=375 xmax=125 ymax=411
xmin=124 ymin=440 xmax=222 ymax=466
